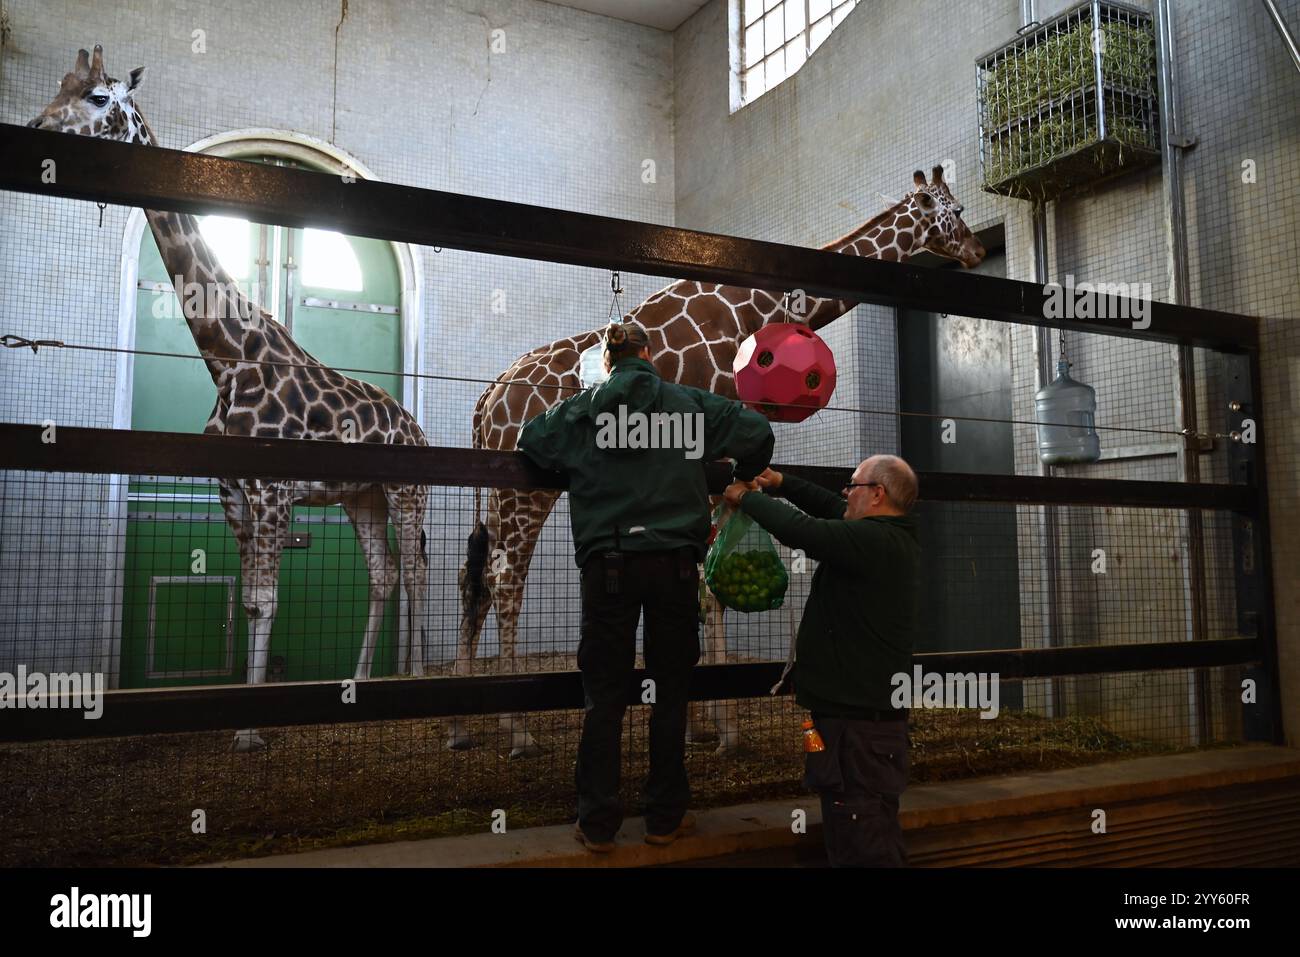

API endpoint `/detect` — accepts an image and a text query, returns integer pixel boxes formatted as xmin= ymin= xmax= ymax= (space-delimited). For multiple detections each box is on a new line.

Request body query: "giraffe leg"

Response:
xmin=688 ymin=565 xmax=719 ymax=745
xmin=491 ymin=489 xmax=558 ymax=759
xmin=343 ymin=488 xmax=400 ymax=681
xmin=385 ymin=484 xmax=429 ymax=678
xmin=230 ymin=482 xmax=291 ymax=753
xmin=691 ymin=497 xmax=740 ymax=754
xmin=703 ymin=592 xmax=739 ymax=754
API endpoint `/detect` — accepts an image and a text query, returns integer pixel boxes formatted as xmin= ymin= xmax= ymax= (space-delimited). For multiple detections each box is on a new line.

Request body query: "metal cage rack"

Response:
xmin=977 ymin=0 xmax=1161 ymax=201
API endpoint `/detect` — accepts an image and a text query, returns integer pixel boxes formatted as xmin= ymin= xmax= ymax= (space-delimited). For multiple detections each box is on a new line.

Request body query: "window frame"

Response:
xmin=732 ymin=0 xmax=859 ymax=109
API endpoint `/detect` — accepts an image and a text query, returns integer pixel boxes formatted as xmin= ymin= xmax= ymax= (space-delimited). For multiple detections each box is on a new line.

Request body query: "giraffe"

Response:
xmin=457 ymin=167 xmax=986 ymax=756
xmin=29 ymin=46 xmax=430 ymax=751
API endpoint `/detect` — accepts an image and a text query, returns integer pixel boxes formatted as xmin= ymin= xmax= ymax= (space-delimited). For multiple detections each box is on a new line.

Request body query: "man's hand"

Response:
xmin=755 ymin=468 xmax=783 ymax=489
xmin=723 ymin=480 xmax=757 ymax=508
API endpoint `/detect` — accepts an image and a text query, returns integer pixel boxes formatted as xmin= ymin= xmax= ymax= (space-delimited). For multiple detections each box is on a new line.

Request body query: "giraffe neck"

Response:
xmin=797 ymin=201 xmax=925 ymax=331
xmin=144 ymin=209 xmax=250 ymax=380
xmin=128 ymin=111 xmax=311 ymax=387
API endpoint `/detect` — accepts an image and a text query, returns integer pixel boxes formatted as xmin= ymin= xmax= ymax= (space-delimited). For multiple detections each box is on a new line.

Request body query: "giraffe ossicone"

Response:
xmin=31 ymin=46 xmax=433 ymax=753
xmin=458 ymin=165 xmax=985 ymax=755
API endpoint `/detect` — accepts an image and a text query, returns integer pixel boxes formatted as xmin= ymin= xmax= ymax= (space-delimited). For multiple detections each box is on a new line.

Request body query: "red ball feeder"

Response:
xmin=733 ymin=324 xmax=837 ymax=423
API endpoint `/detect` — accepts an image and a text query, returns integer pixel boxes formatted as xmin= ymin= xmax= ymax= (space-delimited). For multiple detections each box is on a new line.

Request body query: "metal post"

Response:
xmin=1093 ymin=0 xmax=1107 ymax=140
xmin=1262 ymin=0 xmax=1300 ymax=76
xmin=1023 ymin=0 xmax=1064 ymax=719
xmin=1156 ymin=0 xmax=1211 ymax=745
xmin=1246 ymin=348 xmax=1285 ymax=745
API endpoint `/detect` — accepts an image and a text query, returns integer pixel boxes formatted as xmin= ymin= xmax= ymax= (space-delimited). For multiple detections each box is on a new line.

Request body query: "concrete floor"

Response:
xmin=205 ymin=744 xmax=1300 ymax=867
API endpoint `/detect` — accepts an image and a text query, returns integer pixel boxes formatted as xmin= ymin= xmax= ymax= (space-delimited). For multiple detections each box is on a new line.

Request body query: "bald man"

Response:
xmin=724 ymin=455 xmax=920 ymax=867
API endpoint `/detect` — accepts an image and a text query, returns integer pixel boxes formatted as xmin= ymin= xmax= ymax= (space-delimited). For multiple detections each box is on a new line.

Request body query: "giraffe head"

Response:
xmin=27 ymin=45 xmax=152 ymax=144
xmin=906 ymin=165 xmax=984 ymax=267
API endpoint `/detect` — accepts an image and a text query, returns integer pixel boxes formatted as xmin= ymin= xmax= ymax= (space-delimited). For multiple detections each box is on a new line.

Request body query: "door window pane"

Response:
xmin=197 ymin=216 xmax=251 ymax=280
xmin=301 ymin=229 xmax=364 ymax=291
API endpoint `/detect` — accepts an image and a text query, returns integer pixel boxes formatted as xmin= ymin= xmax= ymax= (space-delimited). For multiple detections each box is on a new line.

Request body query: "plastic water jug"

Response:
xmin=1035 ymin=358 xmax=1101 ymax=465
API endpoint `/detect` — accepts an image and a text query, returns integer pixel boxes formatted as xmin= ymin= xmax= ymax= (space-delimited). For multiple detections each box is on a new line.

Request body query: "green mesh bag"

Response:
xmin=704 ymin=504 xmax=788 ymax=613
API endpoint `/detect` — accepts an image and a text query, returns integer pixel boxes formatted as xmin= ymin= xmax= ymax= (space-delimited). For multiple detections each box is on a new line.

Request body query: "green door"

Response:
xmin=121 ymin=158 xmax=407 ymax=688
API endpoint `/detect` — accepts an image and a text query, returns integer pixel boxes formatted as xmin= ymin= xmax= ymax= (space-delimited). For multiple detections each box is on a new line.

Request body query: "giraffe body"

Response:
xmin=460 ymin=170 xmax=984 ymax=754
xmin=32 ymin=47 xmax=431 ymax=752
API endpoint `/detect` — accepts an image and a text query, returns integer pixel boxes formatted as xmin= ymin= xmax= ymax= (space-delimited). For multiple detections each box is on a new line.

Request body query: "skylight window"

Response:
xmin=734 ymin=0 xmax=859 ymax=108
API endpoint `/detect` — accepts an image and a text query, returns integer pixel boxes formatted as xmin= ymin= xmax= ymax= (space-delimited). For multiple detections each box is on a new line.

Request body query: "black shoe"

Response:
xmin=645 ymin=811 xmax=697 ymax=846
xmin=574 ymin=822 xmax=615 ymax=853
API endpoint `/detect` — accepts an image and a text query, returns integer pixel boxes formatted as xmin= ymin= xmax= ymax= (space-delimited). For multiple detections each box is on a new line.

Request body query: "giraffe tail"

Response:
xmin=460 ymin=520 xmax=493 ymax=640
xmin=461 ymin=381 xmax=495 ymax=639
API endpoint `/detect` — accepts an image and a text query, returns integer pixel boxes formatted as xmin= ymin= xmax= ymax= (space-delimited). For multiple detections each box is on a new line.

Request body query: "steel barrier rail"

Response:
xmin=0 ymin=123 xmax=1258 ymax=351
xmin=0 ymin=122 xmax=1279 ymax=745
xmin=0 ymin=639 xmax=1261 ymax=743
xmin=0 ymin=424 xmax=1259 ymax=513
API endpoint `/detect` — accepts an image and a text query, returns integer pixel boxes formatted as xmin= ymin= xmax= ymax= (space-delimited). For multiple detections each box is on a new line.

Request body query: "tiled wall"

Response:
xmin=0 ymin=0 xmax=675 ymax=673
xmin=674 ymin=0 xmax=1298 ymax=745
xmin=0 ymin=0 xmax=1295 ymax=745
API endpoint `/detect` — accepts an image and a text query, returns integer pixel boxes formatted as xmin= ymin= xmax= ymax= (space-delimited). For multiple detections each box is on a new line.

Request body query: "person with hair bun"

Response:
xmin=519 ymin=320 xmax=774 ymax=853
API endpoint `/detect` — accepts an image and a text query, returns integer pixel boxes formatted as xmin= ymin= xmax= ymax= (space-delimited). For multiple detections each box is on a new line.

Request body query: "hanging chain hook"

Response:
xmin=607 ymin=270 xmax=626 ymax=323
xmin=96 ymin=202 xmax=107 ymax=229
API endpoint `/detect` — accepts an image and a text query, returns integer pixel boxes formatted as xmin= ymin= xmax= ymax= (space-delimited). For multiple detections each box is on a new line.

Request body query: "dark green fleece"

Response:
xmin=740 ymin=474 xmax=920 ymax=716
xmin=518 ymin=356 xmax=774 ymax=567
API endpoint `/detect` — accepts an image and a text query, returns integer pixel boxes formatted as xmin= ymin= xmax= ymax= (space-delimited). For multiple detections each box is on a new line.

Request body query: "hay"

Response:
xmin=980 ymin=15 xmax=1159 ymax=198
xmin=984 ymin=21 xmax=1156 ymax=130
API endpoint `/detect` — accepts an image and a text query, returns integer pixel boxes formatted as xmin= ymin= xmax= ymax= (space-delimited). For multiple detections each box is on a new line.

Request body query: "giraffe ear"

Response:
xmin=128 ymin=67 xmax=146 ymax=92
xmin=916 ymin=190 xmax=937 ymax=214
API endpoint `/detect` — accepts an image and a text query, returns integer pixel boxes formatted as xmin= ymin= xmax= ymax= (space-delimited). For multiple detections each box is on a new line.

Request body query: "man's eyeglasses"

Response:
xmin=842 ymin=482 xmax=883 ymax=494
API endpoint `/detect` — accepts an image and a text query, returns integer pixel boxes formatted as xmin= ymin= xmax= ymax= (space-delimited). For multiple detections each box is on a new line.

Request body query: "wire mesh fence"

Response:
xmin=0 ymin=467 xmax=1255 ymax=682
xmin=0 ymin=88 xmax=1273 ymax=866
xmin=0 ymin=438 xmax=1263 ymax=865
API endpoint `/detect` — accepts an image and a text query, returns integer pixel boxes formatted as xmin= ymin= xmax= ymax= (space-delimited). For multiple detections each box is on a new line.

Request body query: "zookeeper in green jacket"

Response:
xmin=518 ymin=320 xmax=774 ymax=853
xmin=724 ymin=456 xmax=921 ymax=867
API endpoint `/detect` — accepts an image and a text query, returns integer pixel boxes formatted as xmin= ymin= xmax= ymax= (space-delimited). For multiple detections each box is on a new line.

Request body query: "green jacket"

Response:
xmin=518 ymin=356 xmax=774 ymax=567
xmin=740 ymin=474 xmax=920 ymax=716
